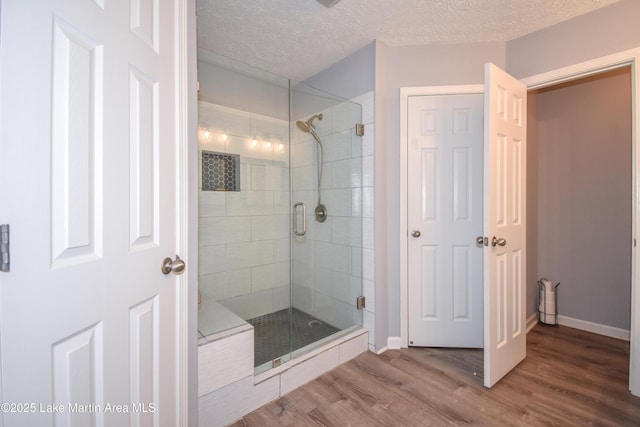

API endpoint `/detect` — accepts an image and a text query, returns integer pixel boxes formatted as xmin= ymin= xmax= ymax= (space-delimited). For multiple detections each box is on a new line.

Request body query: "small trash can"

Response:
xmin=538 ymin=278 xmax=560 ymax=326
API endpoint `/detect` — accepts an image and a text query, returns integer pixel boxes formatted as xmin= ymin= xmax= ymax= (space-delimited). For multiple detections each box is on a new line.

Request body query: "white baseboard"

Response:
xmin=375 ymin=346 xmax=388 ymax=355
xmin=557 ymin=315 xmax=630 ymax=341
xmin=387 ymin=336 xmax=402 ymax=350
xmin=527 ymin=312 xmax=629 ymax=342
xmin=526 ymin=313 xmax=538 ymax=333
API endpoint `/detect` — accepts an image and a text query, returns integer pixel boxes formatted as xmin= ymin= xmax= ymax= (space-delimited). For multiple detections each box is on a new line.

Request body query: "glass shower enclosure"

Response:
xmin=197 ymin=51 xmax=363 ymax=374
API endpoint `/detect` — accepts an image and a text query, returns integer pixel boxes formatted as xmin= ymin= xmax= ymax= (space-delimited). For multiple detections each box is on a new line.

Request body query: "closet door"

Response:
xmin=483 ymin=63 xmax=527 ymax=388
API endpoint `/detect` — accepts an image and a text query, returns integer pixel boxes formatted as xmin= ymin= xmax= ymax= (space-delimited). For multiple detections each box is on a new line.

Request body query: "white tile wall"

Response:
xmin=199 ymin=102 xmax=291 ymax=327
xmin=199 ymin=191 xmax=225 ymax=217
xmin=198 ymin=324 xmax=254 ymax=397
xmin=199 ymin=270 xmax=251 ymax=301
xmin=323 ymin=130 xmax=352 ymax=163
xmin=199 ymin=216 xmax=251 ymax=246
xmin=199 ymin=245 xmax=226 ymax=275
xmin=225 ymin=241 xmax=274 ymax=270
xmin=198 ymin=375 xmax=280 ymax=427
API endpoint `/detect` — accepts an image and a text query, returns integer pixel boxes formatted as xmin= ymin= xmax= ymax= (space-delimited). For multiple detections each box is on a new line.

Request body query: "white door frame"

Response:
xmin=399 ymin=47 xmax=640 ymax=396
xmin=178 ymin=0 xmax=199 ymax=424
xmin=520 ymin=47 xmax=640 ymax=395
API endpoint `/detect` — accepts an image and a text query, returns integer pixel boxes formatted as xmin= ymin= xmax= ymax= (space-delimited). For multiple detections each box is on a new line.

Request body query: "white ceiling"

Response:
xmin=197 ymin=0 xmax=620 ymax=81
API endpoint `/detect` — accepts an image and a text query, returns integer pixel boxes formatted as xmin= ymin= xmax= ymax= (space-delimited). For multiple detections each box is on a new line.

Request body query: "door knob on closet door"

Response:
xmin=411 ymin=230 xmax=421 ymax=238
xmin=161 ymin=255 xmax=186 ymax=275
xmin=491 ymin=237 xmax=507 ymax=247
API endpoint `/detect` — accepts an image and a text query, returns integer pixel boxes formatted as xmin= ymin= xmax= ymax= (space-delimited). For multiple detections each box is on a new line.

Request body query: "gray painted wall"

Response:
xmin=197 ymin=59 xmax=289 ymax=120
xmin=302 ymin=42 xmax=375 ymax=100
xmin=534 ymin=68 xmax=632 ymax=330
xmin=374 ymin=40 xmax=389 ymax=351
xmin=506 ymin=0 xmax=640 ymax=79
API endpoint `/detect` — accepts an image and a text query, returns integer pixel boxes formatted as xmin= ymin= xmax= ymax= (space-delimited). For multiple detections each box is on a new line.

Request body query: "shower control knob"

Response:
xmin=411 ymin=230 xmax=421 ymax=238
xmin=161 ymin=255 xmax=186 ymax=275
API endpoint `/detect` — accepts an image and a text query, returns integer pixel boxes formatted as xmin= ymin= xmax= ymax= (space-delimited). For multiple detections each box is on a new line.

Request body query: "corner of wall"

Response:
xmin=373 ymin=40 xmax=391 ymax=352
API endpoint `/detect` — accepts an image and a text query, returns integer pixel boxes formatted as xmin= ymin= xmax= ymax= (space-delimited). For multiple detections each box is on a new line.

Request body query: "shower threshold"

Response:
xmin=247 ymin=308 xmax=339 ymax=367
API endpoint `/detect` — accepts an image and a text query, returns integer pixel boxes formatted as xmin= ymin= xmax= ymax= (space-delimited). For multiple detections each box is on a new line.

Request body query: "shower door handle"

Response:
xmin=293 ymin=202 xmax=306 ymax=236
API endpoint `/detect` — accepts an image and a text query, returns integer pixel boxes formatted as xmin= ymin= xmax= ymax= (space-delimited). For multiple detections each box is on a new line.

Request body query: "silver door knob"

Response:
xmin=161 ymin=255 xmax=185 ymax=275
xmin=491 ymin=237 xmax=506 ymax=247
xmin=411 ymin=230 xmax=421 ymax=238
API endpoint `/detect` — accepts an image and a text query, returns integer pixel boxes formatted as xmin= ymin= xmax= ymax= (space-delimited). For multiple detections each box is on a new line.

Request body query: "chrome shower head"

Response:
xmin=296 ymin=113 xmax=323 ymax=144
xmin=295 ymin=120 xmax=312 ymax=133
xmin=296 ymin=113 xmax=323 ymax=131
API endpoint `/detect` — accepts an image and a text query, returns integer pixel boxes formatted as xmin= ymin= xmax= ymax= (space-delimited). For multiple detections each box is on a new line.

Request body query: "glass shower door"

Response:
xmin=289 ymin=84 xmax=364 ymax=359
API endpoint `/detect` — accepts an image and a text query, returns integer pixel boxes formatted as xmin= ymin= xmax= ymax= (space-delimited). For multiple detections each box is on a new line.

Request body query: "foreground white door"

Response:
xmin=483 ymin=63 xmax=527 ymax=387
xmin=407 ymin=94 xmax=484 ymax=348
xmin=0 ymin=1 xmax=182 ymax=425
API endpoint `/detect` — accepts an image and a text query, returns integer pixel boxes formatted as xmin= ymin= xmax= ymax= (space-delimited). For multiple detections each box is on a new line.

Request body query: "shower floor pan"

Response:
xmin=247 ymin=308 xmax=339 ymax=367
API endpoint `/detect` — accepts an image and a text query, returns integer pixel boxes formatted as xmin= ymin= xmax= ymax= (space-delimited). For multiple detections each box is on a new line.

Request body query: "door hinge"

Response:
xmin=1 ymin=224 xmax=10 ymax=272
xmin=356 ymin=295 xmax=365 ymax=309
xmin=355 ymin=123 xmax=365 ymax=137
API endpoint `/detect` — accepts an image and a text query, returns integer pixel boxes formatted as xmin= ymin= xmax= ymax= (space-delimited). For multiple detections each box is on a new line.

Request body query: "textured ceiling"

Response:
xmin=197 ymin=0 xmax=621 ymax=81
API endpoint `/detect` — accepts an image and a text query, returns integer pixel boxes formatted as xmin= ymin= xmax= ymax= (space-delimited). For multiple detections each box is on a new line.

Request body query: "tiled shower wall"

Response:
xmin=198 ymin=101 xmax=291 ymax=320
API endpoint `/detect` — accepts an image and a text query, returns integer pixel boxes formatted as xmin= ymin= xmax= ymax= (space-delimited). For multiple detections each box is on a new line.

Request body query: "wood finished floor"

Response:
xmin=230 ymin=325 xmax=640 ymax=426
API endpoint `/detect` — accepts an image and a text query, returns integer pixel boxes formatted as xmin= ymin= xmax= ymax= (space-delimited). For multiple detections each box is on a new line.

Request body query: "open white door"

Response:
xmin=483 ymin=63 xmax=527 ymax=387
xmin=0 ymin=1 xmax=185 ymax=425
xmin=407 ymin=94 xmax=484 ymax=348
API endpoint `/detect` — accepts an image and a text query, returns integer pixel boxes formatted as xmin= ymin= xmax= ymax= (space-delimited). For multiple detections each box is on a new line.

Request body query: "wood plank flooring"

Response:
xmin=230 ymin=325 xmax=640 ymax=426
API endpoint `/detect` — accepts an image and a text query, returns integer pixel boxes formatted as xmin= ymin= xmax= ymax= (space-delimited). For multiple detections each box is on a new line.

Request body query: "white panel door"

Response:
xmin=483 ymin=63 xmax=527 ymax=387
xmin=0 ymin=1 xmax=182 ymax=425
xmin=407 ymin=94 xmax=484 ymax=348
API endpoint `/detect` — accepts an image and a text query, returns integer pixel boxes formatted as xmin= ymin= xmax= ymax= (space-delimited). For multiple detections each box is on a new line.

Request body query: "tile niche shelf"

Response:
xmin=202 ymin=151 xmax=240 ymax=192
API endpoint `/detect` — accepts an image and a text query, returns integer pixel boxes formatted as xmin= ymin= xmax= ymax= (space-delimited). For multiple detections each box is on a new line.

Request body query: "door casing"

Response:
xmin=399 ymin=47 xmax=640 ymax=395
